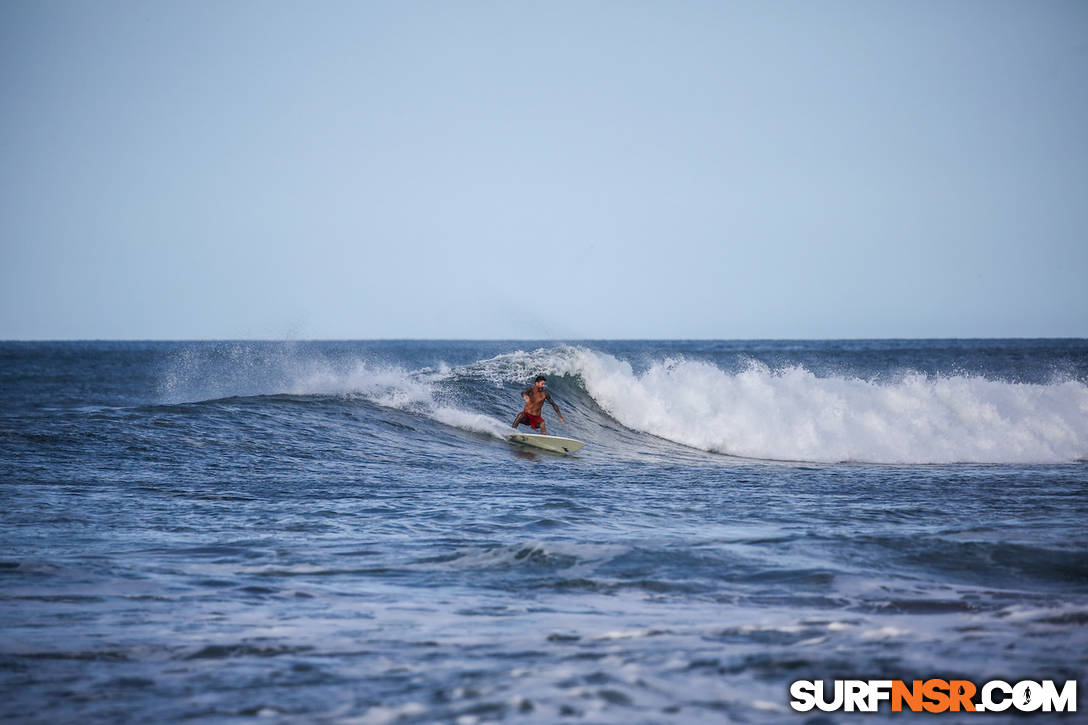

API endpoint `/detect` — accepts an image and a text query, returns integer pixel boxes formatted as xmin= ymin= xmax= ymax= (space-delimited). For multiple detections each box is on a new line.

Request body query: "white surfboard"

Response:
xmin=508 ymin=433 xmax=585 ymax=454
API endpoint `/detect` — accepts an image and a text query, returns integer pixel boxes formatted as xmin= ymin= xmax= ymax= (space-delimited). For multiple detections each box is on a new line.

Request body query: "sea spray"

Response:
xmin=160 ymin=342 xmax=512 ymax=439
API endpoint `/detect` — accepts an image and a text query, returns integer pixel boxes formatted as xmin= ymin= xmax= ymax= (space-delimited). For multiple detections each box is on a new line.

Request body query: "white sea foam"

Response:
xmin=535 ymin=347 xmax=1087 ymax=464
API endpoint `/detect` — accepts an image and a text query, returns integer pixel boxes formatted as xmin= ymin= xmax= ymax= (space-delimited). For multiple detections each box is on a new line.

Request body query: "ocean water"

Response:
xmin=1 ymin=339 xmax=1086 ymax=724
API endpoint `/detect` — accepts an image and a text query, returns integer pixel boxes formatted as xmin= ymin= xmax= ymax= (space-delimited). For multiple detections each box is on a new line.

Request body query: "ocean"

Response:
xmin=1 ymin=339 xmax=1086 ymax=724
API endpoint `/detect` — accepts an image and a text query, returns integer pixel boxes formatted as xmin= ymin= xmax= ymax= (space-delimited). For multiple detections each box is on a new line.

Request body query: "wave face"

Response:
xmin=152 ymin=340 xmax=1088 ymax=465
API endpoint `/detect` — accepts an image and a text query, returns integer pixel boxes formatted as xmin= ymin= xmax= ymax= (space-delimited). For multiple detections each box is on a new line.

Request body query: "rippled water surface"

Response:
xmin=1 ymin=340 xmax=1086 ymax=723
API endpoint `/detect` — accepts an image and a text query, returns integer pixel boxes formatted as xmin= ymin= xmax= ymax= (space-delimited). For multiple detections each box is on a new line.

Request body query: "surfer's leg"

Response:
xmin=539 ymin=420 xmax=547 ymax=435
xmin=512 ymin=412 xmax=525 ymax=428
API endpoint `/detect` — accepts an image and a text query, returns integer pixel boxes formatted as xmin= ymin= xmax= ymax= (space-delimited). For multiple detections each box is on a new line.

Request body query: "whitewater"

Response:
xmin=2 ymin=339 xmax=1086 ymax=724
xmin=549 ymin=347 xmax=1088 ymax=464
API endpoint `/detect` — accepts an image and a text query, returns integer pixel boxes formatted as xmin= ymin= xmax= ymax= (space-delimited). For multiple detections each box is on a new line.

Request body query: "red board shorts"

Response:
xmin=521 ymin=412 xmax=543 ymax=429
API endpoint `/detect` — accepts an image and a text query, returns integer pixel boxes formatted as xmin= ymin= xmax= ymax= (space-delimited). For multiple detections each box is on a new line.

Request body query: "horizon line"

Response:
xmin=3 ymin=336 xmax=1086 ymax=343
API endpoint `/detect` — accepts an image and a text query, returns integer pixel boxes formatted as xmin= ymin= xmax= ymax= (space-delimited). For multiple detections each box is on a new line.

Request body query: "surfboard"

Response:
xmin=508 ymin=433 xmax=585 ymax=454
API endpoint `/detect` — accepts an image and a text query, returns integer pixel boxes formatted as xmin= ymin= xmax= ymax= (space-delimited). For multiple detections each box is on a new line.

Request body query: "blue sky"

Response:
xmin=2 ymin=0 xmax=1086 ymax=339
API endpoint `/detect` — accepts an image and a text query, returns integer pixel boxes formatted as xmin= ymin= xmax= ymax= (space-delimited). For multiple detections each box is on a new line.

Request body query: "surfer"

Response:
xmin=513 ymin=375 xmax=566 ymax=435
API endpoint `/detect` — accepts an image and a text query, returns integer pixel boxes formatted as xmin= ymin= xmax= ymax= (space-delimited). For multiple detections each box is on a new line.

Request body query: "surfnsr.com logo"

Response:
xmin=789 ymin=679 xmax=1077 ymax=713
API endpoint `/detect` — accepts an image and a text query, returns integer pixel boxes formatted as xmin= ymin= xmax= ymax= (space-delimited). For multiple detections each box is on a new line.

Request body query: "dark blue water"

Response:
xmin=2 ymin=340 xmax=1086 ymax=723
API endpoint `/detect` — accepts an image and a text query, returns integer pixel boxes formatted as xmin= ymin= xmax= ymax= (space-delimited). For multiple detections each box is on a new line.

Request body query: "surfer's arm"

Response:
xmin=546 ymin=393 xmax=566 ymax=424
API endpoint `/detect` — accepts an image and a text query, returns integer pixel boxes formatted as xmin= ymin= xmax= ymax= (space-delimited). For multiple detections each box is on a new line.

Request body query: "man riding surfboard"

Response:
xmin=512 ymin=375 xmax=565 ymax=435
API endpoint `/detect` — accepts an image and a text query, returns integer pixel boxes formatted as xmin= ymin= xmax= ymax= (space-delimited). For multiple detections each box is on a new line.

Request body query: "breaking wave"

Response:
xmin=551 ymin=348 xmax=1088 ymax=464
xmin=159 ymin=343 xmax=1088 ymax=464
